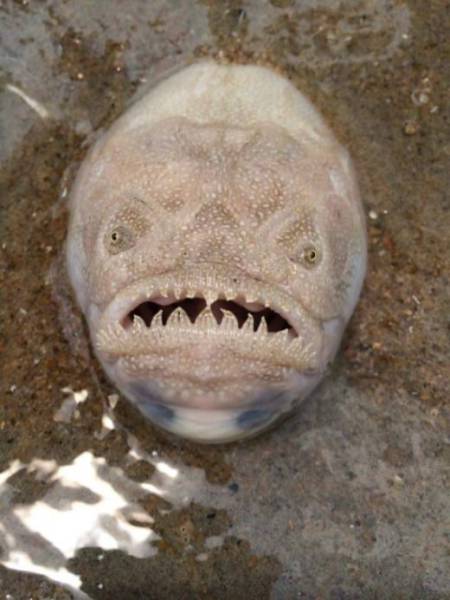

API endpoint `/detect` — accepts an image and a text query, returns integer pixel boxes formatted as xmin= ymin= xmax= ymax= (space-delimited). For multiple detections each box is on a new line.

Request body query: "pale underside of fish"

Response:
xmin=66 ymin=62 xmax=367 ymax=443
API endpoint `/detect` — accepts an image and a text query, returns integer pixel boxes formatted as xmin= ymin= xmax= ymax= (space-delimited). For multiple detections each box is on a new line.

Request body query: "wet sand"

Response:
xmin=0 ymin=1 xmax=449 ymax=598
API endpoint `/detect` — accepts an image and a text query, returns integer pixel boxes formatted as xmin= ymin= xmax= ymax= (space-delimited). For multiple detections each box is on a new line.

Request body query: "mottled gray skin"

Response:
xmin=66 ymin=62 xmax=367 ymax=442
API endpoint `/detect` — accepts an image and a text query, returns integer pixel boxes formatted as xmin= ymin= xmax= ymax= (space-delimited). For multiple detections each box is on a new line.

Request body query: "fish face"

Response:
xmin=66 ymin=63 xmax=367 ymax=442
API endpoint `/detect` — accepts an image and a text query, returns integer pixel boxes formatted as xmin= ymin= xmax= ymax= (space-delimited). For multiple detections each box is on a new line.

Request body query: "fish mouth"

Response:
xmin=95 ymin=268 xmax=323 ymax=373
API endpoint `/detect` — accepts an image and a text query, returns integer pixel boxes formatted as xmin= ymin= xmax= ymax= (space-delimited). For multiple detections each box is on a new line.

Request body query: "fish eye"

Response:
xmin=303 ymin=245 xmax=318 ymax=265
xmin=105 ymin=224 xmax=136 ymax=255
xmin=289 ymin=244 xmax=321 ymax=268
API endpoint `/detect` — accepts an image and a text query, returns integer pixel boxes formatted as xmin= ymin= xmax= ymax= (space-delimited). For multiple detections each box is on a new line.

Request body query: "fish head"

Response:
xmin=67 ymin=112 xmax=366 ymax=442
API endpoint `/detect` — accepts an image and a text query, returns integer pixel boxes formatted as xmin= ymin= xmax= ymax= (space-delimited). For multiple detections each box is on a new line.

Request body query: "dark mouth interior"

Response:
xmin=127 ymin=297 xmax=295 ymax=335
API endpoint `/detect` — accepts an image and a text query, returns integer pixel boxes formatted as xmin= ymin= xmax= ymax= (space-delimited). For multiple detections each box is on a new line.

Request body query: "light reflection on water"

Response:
xmin=0 ymin=447 xmax=159 ymax=594
xmin=0 ymin=396 xmax=226 ymax=597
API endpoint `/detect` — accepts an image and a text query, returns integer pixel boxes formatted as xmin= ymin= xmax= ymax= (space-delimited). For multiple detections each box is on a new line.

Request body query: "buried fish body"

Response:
xmin=66 ymin=62 xmax=367 ymax=443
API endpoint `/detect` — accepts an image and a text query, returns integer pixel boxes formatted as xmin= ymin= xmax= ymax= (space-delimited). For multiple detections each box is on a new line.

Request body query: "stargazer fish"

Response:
xmin=66 ymin=62 xmax=367 ymax=443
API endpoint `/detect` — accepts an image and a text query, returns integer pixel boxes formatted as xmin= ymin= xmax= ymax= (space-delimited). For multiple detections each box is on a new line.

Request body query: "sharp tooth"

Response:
xmin=257 ymin=317 xmax=268 ymax=335
xmin=185 ymin=288 xmax=196 ymax=298
xmin=167 ymin=307 xmax=189 ymax=327
xmin=242 ymin=314 xmax=254 ymax=333
xmin=102 ymin=326 xmax=113 ymax=344
xmin=97 ymin=329 xmax=109 ymax=346
xmin=132 ymin=315 xmax=146 ymax=332
xmin=198 ymin=307 xmax=217 ymax=329
xmin=221 ymin=309 xmax=239 ymax=330
xmin=152 ymin=310 xmax=164 ymax=328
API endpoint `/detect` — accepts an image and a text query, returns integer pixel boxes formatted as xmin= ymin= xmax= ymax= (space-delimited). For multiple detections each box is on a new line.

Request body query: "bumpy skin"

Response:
xmin=66 ymin=62 xmax=367 ymax=443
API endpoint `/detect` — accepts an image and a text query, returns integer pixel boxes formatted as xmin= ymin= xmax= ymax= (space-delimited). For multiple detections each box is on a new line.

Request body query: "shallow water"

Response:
xmin=1 ymin=1 xmax=449 ymax=598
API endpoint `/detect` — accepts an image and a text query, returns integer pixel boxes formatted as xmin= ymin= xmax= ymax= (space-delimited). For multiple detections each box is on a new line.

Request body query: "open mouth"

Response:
xmin=125 ymin=296 xmax=297 ymax=337
xmin=96 ymin=270 xmax=322 ymax=371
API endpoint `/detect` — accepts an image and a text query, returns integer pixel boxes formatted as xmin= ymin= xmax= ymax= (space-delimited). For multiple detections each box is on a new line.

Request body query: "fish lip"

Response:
xmin=94 ymin=267 xmax=324 ymax=372
xmin=98 ymin=267 xmax=310 ymax=336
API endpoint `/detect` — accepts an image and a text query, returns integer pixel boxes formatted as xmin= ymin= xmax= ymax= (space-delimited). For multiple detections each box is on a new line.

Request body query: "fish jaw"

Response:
xmin=89 ymin=267 xmax=341 ymax=442
xmin=103 ymin=367 xmax=323 ymax=443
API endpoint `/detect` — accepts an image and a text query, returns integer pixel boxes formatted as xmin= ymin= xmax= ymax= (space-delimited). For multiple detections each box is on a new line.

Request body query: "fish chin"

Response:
xmin=101 ymin=357 xmax=323 ymax=443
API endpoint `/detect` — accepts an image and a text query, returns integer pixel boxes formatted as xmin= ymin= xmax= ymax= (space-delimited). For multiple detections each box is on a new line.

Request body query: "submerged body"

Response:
xmin=66 ymin=62 xmax=367 ymax=442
